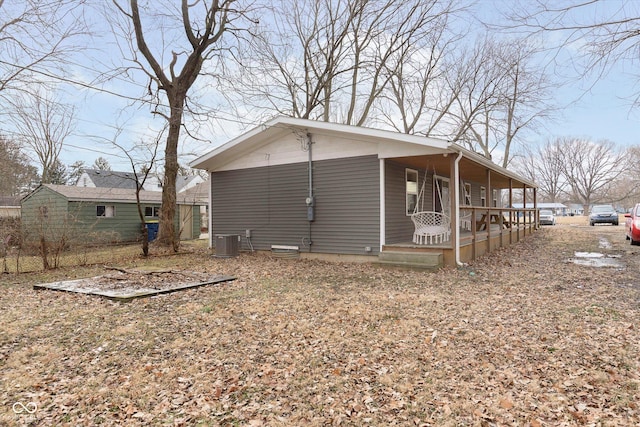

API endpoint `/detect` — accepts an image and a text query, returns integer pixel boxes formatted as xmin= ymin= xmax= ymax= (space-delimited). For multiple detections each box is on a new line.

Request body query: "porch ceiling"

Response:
xmin=393 ymin=154 xmax=531 ymax=189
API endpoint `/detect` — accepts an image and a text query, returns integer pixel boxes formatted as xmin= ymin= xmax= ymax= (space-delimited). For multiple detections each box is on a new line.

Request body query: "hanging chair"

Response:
xmin=411 ymin=169 xmax=451 ymax=245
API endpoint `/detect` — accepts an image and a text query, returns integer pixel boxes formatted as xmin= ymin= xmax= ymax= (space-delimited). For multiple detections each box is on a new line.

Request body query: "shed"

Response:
xmin=21 ymin=184 xmax=204 ymax=245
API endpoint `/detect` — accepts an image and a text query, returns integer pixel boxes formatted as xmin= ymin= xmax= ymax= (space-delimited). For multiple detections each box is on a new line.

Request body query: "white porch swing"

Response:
xmin=410 ymin=170 xmax=451 ymax=245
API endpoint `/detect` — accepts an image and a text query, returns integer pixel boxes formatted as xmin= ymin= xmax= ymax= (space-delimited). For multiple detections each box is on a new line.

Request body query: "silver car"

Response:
xmin=539 ymin=209 xmax=556 ymax=225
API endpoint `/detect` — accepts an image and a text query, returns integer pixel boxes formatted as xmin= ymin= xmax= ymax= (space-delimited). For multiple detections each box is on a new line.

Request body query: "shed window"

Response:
xmin=145 ymin=206 xmax=160 ymax=217
xmin=97 ymin=205 xmax=115 ymax=217
xmin=406 ymin=169 xmax=418 ymax=215
xmin=492 ymin=189 xmax=498 ymax=207
xmin=480 ymin=187 xmax=486 ymax=207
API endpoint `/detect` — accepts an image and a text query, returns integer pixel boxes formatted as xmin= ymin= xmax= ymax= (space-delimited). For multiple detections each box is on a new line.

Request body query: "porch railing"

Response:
xmin=460 ymin=206 xmax=538 ymax=235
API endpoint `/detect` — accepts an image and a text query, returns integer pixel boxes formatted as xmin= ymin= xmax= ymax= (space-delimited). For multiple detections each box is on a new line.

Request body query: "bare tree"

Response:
xmin=109 ymin=0 xmax=253 ymax=251
xmin=9 ymin=91 xmax=75 ymax=184
xmin=556 ymin=137 xmax=628 ymax=212
xmin=507 ymin=1 xmax=640 ymax=107
xmin=0 ymin=1 xmax=86 ymax=97
xmin=444 ymin=37 xmax=508 ymax=156
xmin=376 ymin=11 xmax=462 ymax=135
xmin=446 ymin=37 xmax=555 ymax=167
xmin=233 ymin=0 xmax=464 ymax=126
xmin=607 ymin=145 xmax=640 ymax=209
xmin=0 ymin=135 xmax=38 ymax=196
xmin=112 ymin=130 xmax=163 ymax=257
xmin=513 ymin=139 xmax=567 ymax=203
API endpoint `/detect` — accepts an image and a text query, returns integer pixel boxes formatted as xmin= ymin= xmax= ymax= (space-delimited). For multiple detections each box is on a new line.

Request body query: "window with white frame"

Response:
xmin=480 ymin=186 xmax=486 ymax=207
xmin=492 ymin=189 xmax=498 ymax=207
xmin=406 ymin=169 xmax=418 ymax=215
xmin=463 ymin=182 xmax=472 ymax=206
xmin=145 ymin=206 xmax=160 ymax=217
xmin=96 ymin=205 xmax=116 ymax=217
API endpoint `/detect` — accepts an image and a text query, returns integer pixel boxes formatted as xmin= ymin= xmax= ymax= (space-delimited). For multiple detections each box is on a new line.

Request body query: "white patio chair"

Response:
xmin=460 ymin=210 xmax=472 ymax=231
xmin=411 ymin=211 xmax=451 ymax=245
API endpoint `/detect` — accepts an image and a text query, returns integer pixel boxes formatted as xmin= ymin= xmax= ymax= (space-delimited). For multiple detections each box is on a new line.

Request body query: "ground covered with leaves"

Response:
xmin=1 ymin=220 xmax=639 ymax=426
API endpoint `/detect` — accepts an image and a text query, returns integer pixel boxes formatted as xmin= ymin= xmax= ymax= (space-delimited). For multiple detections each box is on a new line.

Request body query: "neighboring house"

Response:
xmin=0 ymin=196 xmax=21 ymax=218
xmin=76 ymin=169 xmax=138 ymax=190
xmin=191 ymin=117 xmax=538 ymax=268
xmin=513 ymin=202 xmax=567 ymax=216
xmin=567 ymin=204 xmax=584 ymax=216
xmin=21 ymin=184 xmax=205 ymax=245
xmin=76 ymin=169 xmax=204 ymax=193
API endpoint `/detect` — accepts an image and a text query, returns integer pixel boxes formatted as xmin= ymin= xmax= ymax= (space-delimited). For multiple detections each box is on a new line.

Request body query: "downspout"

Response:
xmin=305 ymin=133 xmax=314 ymax=251
xmin=453 ymin=150 xmax=464 ymax=267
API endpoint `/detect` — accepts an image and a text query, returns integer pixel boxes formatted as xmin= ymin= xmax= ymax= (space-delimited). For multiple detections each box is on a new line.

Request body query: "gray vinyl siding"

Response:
xmin=311 ymin=156 xmax=380 ymax=254
xmin=385 ymin=160 xmax=433 ymax=244
xmin=211 ymin=163 xmax=309 ymax=249
xmin=211 ymin=155 xmax=380 ymax=255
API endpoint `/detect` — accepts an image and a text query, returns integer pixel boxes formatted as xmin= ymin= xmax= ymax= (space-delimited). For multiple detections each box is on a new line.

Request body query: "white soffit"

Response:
xmin=190 ymin=116 xmax=451 ymax=171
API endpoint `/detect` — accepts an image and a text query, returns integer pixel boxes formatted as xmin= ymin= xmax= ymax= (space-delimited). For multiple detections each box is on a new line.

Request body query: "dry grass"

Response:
xmin=1 ymin=223 xmax=639 ymax=426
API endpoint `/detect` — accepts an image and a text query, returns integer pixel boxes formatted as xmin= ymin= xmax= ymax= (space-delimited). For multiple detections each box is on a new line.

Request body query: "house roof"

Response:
xmin=190 ymin=116 xmax=537 ymax=189
xmin=80 ymin=169 xmax=138 ymax=189
xmin=176 ymin=175 xmax=200 ymax=192
xmin=29 ymin=184 xmax=162 ymax=203
xmin=23 ymin=184 xmax=204 ymax=206
xmin=177 ymin=181 xmax=208 ymax=204
xmin=0 ymin=196 xmax=21 ymax=207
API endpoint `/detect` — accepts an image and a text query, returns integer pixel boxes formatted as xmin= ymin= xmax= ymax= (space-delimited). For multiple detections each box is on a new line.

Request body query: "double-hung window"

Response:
xmin=406 ymin=169 xmax=418 ymax=215
xmin=145 ymin=206 xmax=160 ymax=217
xmin=97 ymin=205 xmax=116 ymax=217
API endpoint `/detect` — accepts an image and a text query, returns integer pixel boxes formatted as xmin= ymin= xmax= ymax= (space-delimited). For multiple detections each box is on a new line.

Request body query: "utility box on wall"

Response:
xmin=214 ymin=234 xmax=239 ymax=257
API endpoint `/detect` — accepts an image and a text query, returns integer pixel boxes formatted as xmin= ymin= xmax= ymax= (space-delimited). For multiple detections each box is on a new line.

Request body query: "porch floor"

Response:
xmin=381 ymin=223 xmax=535 ymax=268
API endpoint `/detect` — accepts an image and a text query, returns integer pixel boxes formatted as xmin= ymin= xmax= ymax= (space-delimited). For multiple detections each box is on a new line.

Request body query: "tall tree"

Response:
xmin=445 ymin=37 xmax=555 ymax=167
xmin=93 ymin=156 xmax=112 ymax=171
xmin=9 ymin=91 xmax=75 ymax=184
xmin=48 ymin=158 xmax=68 ymax=185
xmin=507 ymin=1 xmax=640 ymax=108
xmin=232 ymin=0 xmax=463 ymax=126
xmin=0 ymin=0 xmax=86 ymax=97
xmin=110 ymin=0 xmax=251 ymax=251
xmin=0 ymin=135 xmax=38 ymax=195
xmin=68 ymin=160 xmax=86 ymax=185
xmin=556 ymin=137 xmax=628 ymax=212
xmin=513 ymin=139 xmax=567 ymax=203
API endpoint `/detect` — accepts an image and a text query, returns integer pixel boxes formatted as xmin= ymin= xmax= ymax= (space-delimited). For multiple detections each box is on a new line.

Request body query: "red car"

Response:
xmin=624 ymin=203 xmax=640 ymax=245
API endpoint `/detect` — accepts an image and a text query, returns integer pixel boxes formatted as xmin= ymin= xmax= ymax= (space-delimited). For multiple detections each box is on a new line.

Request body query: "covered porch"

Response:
xmin=379 ymin=147 xmax=538 ymax=268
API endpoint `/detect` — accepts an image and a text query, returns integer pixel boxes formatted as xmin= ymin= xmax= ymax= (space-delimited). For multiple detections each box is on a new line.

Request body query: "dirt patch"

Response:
xmin=33 ymin=267 xmax=236 ymax=301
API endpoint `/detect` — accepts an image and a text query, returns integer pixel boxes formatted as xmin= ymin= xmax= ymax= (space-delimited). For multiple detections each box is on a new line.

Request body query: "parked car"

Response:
xmin=589 ymin=204 xmax=619 ymax=226
xmin=539 ymin=209 xmax=556 ymax=225
xmin=624 ymin=203 xmax=640 ymax=245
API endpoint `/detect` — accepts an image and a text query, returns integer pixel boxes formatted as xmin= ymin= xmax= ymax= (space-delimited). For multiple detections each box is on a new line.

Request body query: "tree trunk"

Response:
xmin=156 ymin=94 xmax=184 ymax=252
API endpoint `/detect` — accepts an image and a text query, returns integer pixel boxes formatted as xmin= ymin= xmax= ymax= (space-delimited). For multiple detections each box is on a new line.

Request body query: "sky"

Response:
xmin=4 ymin=0 xmax=639 ymax=174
